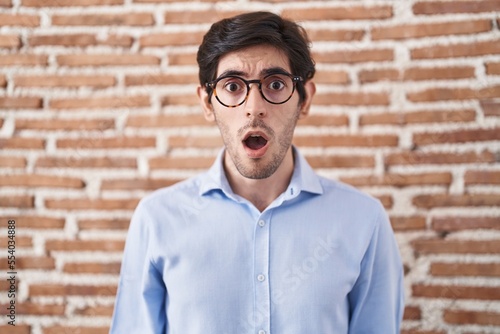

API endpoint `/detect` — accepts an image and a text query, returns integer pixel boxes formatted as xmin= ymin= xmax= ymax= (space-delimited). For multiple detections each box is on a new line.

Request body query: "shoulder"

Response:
xmin=317 ymin=175 xmax=386 ymax=216
xmin=136 ymin=173 xmax=204 ymax=211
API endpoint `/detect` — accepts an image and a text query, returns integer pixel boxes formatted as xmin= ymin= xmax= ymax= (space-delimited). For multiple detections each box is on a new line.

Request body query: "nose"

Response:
xmin=245 ymin=84 xmax=267 ymax=118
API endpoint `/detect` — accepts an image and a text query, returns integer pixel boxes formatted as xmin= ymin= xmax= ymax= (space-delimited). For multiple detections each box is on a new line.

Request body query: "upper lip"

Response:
xmin=242 ymin=130 xmax=269 ymax=142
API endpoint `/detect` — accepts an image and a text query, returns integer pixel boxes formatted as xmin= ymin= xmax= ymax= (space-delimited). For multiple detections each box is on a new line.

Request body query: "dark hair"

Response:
xmin=197 ymin=11 xmax=315 ymax=103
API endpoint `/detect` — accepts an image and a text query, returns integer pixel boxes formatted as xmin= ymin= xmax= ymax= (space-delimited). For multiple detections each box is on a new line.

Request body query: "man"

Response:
xmin=110 ymin=11 xmax=404 ymax=334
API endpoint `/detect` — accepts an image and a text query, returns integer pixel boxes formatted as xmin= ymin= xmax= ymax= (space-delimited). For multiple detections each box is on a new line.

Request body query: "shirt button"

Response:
xmin=258 ymin=220 xmax=265 ymax=227
xmin=258 ymin=331 xmax=266 ymax=334
xmin=257 ymin=274 xmax=266 ymax=282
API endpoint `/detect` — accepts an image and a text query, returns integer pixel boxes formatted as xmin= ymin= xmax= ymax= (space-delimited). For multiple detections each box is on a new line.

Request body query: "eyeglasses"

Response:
xmin=206 ymin=72 xmax=303 ymax=108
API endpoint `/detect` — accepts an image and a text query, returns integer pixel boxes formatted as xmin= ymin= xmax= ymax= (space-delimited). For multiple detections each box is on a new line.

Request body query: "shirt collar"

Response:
xmin=199 ymin=146 xmax=323 ymax=198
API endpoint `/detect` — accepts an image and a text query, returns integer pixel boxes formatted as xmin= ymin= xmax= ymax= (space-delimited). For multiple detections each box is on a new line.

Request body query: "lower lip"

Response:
xmin=243 ymin=141 xmax=269 ymax=159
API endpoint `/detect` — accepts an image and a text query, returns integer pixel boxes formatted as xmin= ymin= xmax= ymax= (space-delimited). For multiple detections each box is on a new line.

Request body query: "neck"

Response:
xmin=224 ymin=148 xmax=295 ymax=212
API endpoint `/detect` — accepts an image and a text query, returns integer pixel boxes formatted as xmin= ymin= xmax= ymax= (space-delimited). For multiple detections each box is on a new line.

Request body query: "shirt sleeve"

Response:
xmin=347 ymin=204 xmax=405 ymax=333
xmin=110 ymin=202 xmax=167 ymax=334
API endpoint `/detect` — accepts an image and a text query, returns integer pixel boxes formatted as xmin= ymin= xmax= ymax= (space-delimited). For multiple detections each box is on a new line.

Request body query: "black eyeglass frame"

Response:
xmin=205 ymin=72 xmax=304 ymax=108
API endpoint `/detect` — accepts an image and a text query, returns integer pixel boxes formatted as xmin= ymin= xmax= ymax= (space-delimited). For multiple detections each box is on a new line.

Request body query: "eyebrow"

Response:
xmin=216 ymin=67 xmax=291 ymax=80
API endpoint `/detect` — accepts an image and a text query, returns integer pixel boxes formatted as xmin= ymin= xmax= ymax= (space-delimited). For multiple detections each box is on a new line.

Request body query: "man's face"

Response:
xmin=199 ymin=44 xmax=314 ymax=180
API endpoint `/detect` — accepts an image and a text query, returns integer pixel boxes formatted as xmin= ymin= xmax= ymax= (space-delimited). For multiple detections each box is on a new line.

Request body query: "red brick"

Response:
xmin=0 ymin=13 xmax=40 ymax=26
xmin=372 ymin=20 xmax=491 ymax=40
xmin=136 ymin=0 xmax=218 ymax=2
xmin=283 ymin=5 xmax=392 ymax=20
xmin=431 ymin=262 xmax=500 ymax=277
xmin=0 ymin=0 xmax=11 ymax=6
xmin=29 ymin=34 xmax=97 ymax=47
xmin=74 ymin=305 xmax=114 ymax=316
xmin=0 ymin=174 xmax=84 ymax=188
xmin=411 ymin=40 xmax=500 ymax=60
xmin=140 ymin=31 xmax=205 ymax=47
xmin=98 ymin=34 xmax=133 ymax=47
xmin=432 ymin=216 xmax=500 ymax=232
xmin=23 ymin=0 xmax=122 ymax=6
xmin=0 ymin=256 xmax=54 ymax=270
xmin=374 ymin=194 xmax=393 ymax=209
xmin=309 ymin=28 xmax=365 ymax=42
xmin=45 ymin=239 xmax=124 ymax=252
xmin=0 ymin=156 xmax=26 ymax=168
xmin=413 ymin=0 xmax=500 ymax=14
xmin=0 ymin=236 xmax=32 ymax=247
xmin=126 ymin=113 xmax=211 ymax=128
xmin=56 ymin=136 xmax=155 ymax=149
xmin=0 ymin=74 xmax=6 ymax=87
xmin=168 ymin=135 xmax=222 ymax=148
xmin=53 ymin=13 xmax=153 ymax=26
xmin=0 ymin=137 xmax=45 ymax=149
xmin=31 ymin=284 xmax=116 ymax=296
xmin=359 ymin=68 xmax=399 ymax=83
xmin=161 ymin=94 xmax=200 ymax=106
xmin=444 ymin=309 xmax=500 ymax=325
xmin=413 ymin=128 xmax=500 ymax=146
xmin=164 ymin=9 xmax=241 ymax=24
xmin=412 ymin=284 xmax=500 ymax=300
xmin=390 ymin=216 xmax=426 ymax=231
xmin=313 ymin=70 xmax=350 ymax=85
xmin=57 ymin=54 xmax=159 ymax=66
xmin=403 ymin=305 xmax=422 ymax=320
xmin=413 ymin=193 xmax=500 ymax=208
xmin=16 ymin=119 xmax=115 ymax=131
xmin=298 ymin=115 xmax=349 ymax=127
xmin=78 ymin=218 xmax=130 ymax=230
xmin=305 ymin=155 xmax=375 ymax=168
xmin=0 ymin=325 xmax=30 ymax=334
xmin=36 ymin=156 xmax=137 ymax=169
xmin=465 ymin=170 xmax=500 ymax=184
xmin=0 ymin=195 xmax=34 ymax=208
xmin=0 ymin=34 xmax=20 ymax=48
xmin=313 ymin=48 xmax=394 ymax=64
xmin=125 ymin=73 xmax=199 ymax=86
xmin=404 ymin=66 xmax=475 ymax=81
xmin=101 ymin=178 xmax=180 ymax=190
xmin=360 ymin=109 xmax=476 ymax=126
xmin=412 ymin=238 xmax=500 ymax=254
xmin=314 ymin=92 xmax=390 ymax=106
xmin=408 ymin=85 xmax=500 ymax=102
xmin=0 ymin=215 xmax=64 ymax=229
xmin=45 ymin=198 xmax=139 ymax=211
xmin=486 ymin=61 xmax=500 ymax=75
xmin=50 ymin=95 xmax=150 ymax=109
xmin=14 ymin=75 xmax=116 ymax=88
xmin=63 ymin=261 xmax=121 ymax=274
xmin=149 ymin=156 xmax=216 ymax=170
xmin=481 ymin=100 xmax=500 ymax=116
xmin=0 ymin=302 xmax=64 ymax=315
xmin=293 ymin=134 xmax=398 ymax=147
xmin=0 ymin=54 xmax=48 ymax=66
xmin=340 ymin=172 xmax=452 ymax=187
xmin=385 ymin=150 xmax=495 ymax=166
xmin=43 ymin=326 xmax=109 ymax=334
xmin=0 ymin=96 xmax=42 ymax=109
xmin=168 ymin=52 xmax=197 ymax=66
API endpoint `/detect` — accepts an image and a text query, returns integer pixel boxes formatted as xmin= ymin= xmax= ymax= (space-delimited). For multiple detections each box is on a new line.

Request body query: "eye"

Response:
xmin=222 ymin=79 xmax=244 ymax=93
xmin=267 ymin=79 xmax=286 ymax=91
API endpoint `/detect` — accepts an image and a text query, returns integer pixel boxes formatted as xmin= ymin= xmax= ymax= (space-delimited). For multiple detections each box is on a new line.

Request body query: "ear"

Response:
xmin=197 ymin=86 xmax=216 ymax=122
xmin=298 ymin=80 xmax=316 ymax=119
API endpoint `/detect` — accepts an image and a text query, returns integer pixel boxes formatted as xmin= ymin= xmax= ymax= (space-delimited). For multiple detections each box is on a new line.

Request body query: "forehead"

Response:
xmin=216 ymin=44 xmax=291 ymax=77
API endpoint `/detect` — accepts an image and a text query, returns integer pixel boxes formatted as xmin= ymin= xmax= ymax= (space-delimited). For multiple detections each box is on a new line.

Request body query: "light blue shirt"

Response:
xmin=110 ymin=148 xmax=404 ymax=334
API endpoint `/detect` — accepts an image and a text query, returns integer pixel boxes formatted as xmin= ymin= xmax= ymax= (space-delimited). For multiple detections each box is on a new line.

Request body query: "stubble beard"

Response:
xmin=215 ymin=109 xmax=300 ymax=180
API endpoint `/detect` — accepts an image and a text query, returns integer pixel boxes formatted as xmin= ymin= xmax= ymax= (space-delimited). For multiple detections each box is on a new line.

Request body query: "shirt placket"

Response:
xmin=253 ymin=212 xmax=271 ymax=334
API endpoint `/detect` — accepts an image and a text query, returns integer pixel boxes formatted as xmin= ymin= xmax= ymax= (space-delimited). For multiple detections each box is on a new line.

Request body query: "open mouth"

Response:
xmin=244 ymin=134 xmax=268 ymax=150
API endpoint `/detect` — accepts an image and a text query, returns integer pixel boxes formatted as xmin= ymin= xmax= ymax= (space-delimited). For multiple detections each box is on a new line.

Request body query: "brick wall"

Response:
xmin=0 ymin=0 xmax=499 ymax=333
